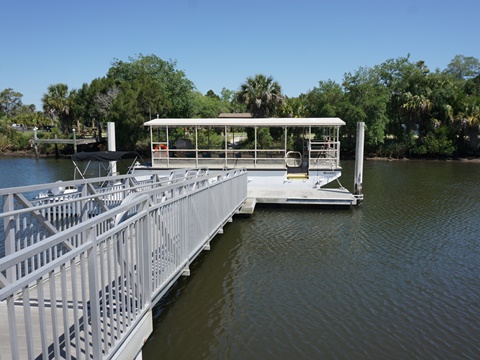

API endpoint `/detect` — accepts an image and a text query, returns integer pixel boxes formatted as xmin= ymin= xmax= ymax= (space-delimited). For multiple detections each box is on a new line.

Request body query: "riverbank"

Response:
xmin=367 ymin=156 xmax=480 ymax=163
xmin=0 ymin=150 xmax=70 ymax=159
xmin=1 ymin=150 xmax=480 ymax=163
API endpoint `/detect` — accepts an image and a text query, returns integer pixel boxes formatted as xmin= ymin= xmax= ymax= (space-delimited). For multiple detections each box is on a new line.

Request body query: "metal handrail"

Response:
xmin=0 ymin=168 xmax=247 ymax=359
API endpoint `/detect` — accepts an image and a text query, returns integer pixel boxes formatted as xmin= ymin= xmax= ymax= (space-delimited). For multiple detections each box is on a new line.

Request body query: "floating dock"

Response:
xmin=248 ymin=187 xmax=358 ymax=206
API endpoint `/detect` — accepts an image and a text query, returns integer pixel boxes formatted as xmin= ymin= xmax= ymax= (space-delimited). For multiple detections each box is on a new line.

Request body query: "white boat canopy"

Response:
xmin=144 ymin=117 xmax=345 ymax=127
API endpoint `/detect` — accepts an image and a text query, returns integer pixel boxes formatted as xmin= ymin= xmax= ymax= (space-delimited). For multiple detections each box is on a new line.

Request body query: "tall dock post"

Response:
xmin=33 ymin=127 xmax=39 ymax=159
xmin=107 ymin=122 xmax=117 ymax=174
xmin=73 ymin=129 xmax=77 ymax=153
xmin=354 ymin=122 xmax=365 ymax=197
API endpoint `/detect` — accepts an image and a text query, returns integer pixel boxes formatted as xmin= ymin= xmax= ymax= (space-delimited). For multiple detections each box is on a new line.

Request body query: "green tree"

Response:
xmin=444 ymin=55 xmax=480 ymax=80
xmin=427 ymin=71 xmax=461 ymax=123
xmin=192 ymin=91 xmax=229 ymax=118
xmin=400 ymin=92 xmax=433 ymax=134
xmin=236 ymin=74 xmax=284 ymax=118
xmin=412 ymin=128 xmax=455 ymax=157
xmin=205 ymin=89 xmax=220 ymax=100
xmin=465 ymin=74 xmax=480 ymax=96
xmin=220 ymin=88 xmax=246 ymax=113
xmin=13 ymin=107 xmax=48 ymax=128
xmin=42 ymin=83 xmax=73 ymax=134
xmin=343 ymin=66 xmax=390 ymax=150
xmin=70 ymin=83 xmax=96 ymax=133
xmin=99 ymin=54 xmax=196 ymax=150
xmin=278 ymin=96 xmax=307 ymax=118
xmin=454 ymin=99 xmax=480 ymax=154
xmin=107 ymin=54 xmax=195 ymax=118
xmin=0 ymin=118 xmax=19 ymax=151
xmin=302 ymin=81 xmax=359 ymax=150
xmin=303 ymin=80 xmax=345 ymax=118
xmin=71 ymin=77 xmax=119 ymax=134
xmin=374 ymin=56 xmax=433 ymax=141
xmin=0 ymin=88 xmax=23 ymax=118
xmin=105 ymin=78 xmax=158 ymax=150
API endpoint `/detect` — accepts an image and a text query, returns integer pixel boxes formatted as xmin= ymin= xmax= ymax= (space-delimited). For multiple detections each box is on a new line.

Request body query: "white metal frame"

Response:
xmin=145 ymin=118 xmax=345 ymax=171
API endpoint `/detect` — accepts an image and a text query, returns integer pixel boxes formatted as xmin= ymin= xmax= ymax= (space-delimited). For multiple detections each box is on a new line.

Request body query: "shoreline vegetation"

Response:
xmin=2 ymin=149 xmax=479 ymax=163
xmin=1 ymin=54 xmax=480 ymax=159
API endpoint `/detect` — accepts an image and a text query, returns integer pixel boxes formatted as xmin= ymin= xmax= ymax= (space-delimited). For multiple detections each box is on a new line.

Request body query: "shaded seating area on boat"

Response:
xmin=144 ymin=118 xmax=343 ymax=170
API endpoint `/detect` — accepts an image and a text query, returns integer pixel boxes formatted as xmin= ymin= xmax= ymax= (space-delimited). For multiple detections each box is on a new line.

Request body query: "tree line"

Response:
xmin=1 ymin=53 xmax=479 ymax=158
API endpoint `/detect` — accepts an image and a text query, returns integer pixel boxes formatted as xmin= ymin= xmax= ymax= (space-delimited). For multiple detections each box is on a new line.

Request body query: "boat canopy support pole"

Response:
xmin=354 ymin=122 xmax=365 ymax=196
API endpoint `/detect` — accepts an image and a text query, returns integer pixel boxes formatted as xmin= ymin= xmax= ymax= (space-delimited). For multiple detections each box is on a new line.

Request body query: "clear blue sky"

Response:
xmin=2 ymin=0 xmax=479 ymax=110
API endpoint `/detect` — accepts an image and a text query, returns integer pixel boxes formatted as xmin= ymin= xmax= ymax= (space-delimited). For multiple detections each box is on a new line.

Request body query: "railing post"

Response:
xmin=336 ymin=141 xmax=340 ymax=168
xmin=141 ymin=199 xmax=152 ymax=306
xmin=86 ymin=225 xmax=103 ymax=359
xmin=3 ymin=194 xmax=16 ymax=282
xmin=81 ymin=184 xmax=89 ymax=223
xmin=7 ymin=296 xmax=18 ymax=360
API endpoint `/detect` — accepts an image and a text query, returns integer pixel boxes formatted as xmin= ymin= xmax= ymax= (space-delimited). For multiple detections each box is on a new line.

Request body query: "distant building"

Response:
xmin=218 ymin=113 xmax=252 ymax=118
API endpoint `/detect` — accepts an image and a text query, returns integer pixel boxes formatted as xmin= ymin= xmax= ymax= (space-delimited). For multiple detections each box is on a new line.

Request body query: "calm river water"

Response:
xmin=1 ymin=157 xmax=479 ymax=359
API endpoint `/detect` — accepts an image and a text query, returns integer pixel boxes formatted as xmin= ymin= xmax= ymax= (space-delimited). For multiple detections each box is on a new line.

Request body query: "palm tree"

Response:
xmin=236 ymin=74 xmax=284 ymax=118
xmin=42 ymin=83 xmax=73 ymax=133
xmin=455 ymin=102 xmax=480 ymax=154
xmin=400 ymin=92 xmax=433 ymax=135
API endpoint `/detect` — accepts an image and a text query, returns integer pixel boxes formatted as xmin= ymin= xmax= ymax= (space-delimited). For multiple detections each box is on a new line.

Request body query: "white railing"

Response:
xmin=0 ymin=169 xmax=219 ymax=282
xmin=0 ymin=168 xmax=247 ymax=359
xmin=152 ymin=149 xmax=288 ymax=169
xmin=309 ymin=141 xmax=341 ymax=169
xmin=151 ymin=143 xmax=341 ymax=170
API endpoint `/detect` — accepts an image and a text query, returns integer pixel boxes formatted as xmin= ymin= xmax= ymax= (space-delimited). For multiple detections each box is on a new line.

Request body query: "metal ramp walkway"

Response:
xmin=0 ymin=168 xmax=247 ymax=359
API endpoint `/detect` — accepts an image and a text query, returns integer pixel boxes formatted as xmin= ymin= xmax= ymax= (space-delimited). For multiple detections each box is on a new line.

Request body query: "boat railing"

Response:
xmin=308 ymin=140 xmax=340 ymax=169
xmin=151 ymin=142 xmax=341 ymax=171
xmin=152 ymin=148 xmax=288 ymax=169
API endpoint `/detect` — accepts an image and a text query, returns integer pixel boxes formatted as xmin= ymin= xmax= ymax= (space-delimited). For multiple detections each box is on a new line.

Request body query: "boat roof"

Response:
xmin=72 ymin=151 xmax=139 ymax=162
xmin=143 ymin=117 xmax=345 ymax=127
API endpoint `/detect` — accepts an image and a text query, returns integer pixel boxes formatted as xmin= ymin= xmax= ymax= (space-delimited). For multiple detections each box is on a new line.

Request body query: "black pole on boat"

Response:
xmin=354 ymin=122 xmax=365 ymax=198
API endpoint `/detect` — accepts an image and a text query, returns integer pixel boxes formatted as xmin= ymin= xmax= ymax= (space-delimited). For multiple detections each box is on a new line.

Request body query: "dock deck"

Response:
xmin=248 ymin=187 xmax=358 ymax=206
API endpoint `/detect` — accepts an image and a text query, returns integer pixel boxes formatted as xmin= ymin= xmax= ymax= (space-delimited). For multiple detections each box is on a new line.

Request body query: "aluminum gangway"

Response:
xmin=0 ymin=168 xmax=248 ymax=359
